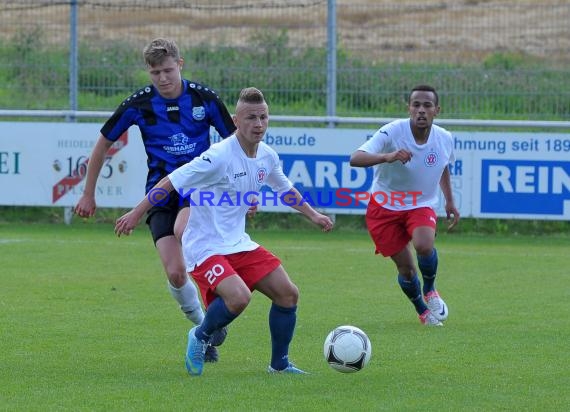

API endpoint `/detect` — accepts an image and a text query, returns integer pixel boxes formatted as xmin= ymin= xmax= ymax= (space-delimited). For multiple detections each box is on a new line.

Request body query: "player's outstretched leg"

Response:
xmin=169 ymin=280 xmax=205 ymax=325
xmin=197 ymin=298 xmax=237 ymax=364
xmin=266 ymin=303 xmax=307 ymax=374
xmin=417 ymin=248 xmax=438 ymax=296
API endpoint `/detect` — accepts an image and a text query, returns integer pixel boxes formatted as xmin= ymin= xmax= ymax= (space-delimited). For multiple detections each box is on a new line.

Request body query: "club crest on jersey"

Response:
xmin=256 ymin=167 xmax=267 ymax=184
xmin=192 ymin=106 xmax=205 ymax=121
xmin=424 ymin=151 xmax=438 ymax=167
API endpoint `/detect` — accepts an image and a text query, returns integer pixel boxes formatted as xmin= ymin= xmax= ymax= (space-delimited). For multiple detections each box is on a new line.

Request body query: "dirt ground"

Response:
xmin=1 ymin=0 xmax=568 ymax=63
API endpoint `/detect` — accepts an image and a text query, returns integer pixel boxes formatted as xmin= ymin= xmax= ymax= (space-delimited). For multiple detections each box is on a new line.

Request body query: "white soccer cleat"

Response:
xmin=425 ymin=290 xmax=448 ymax=321
xmin=419 ymin=309 xmax=443 ymax=326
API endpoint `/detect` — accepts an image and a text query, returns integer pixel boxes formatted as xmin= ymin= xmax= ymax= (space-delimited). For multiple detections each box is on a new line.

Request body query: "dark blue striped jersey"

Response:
xmin=101 ymin=80 xmax=236 ymax=193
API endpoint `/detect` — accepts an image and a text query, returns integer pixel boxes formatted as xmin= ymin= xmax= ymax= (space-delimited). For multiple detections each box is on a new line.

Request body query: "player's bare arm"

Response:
xmin=350 ymin=149 xmax=412 ymax=167
xmin=114 ymin=176 xmax=175 ymax=237
xmin=74 ymin=135 xmax=114 ymax=217
xmin=439 ymin=167 xmax=460 ymax=231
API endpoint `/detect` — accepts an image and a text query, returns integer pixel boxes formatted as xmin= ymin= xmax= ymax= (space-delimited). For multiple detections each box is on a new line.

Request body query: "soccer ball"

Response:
xmin=323 ymin=325 xmax=372 ymax=373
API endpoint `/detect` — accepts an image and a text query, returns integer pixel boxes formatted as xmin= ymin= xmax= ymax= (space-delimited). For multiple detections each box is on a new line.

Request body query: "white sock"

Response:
xmin=168 ymin=279 xmax=204 ymax=325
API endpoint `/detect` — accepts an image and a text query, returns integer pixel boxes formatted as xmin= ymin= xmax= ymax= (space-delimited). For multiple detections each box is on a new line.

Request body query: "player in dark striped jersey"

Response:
xmin=75 ymin=38 xmax=235 ymax=361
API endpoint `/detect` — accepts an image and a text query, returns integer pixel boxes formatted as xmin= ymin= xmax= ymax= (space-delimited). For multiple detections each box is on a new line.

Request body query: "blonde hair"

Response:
xmin=143 ymin=38 xmax=180 ymax=67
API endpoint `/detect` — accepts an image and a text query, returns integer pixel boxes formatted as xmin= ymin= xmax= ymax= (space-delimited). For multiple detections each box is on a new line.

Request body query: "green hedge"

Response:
xmin=1 ymin=29 xmax=568 ymax=119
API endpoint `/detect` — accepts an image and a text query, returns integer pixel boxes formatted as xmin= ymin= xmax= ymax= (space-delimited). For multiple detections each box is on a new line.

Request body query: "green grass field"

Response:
xmin=1 ymin=222 xmax=569 ymax=411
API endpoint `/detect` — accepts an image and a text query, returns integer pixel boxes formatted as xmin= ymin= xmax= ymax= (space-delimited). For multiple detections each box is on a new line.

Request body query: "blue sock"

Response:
xmin=397 ymin=273 xmax=428 ymax=315
xmin=195 ymin=297 xmax=237 ymax=342
xmin=417 ymin=248 xmax=438 ymax=295
xmin=269 ymin=303 xmax=297 ymax=371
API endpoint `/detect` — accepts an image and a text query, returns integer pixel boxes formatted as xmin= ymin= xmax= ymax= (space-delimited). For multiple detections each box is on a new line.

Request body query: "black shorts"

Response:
xmin=146 ymin=191 xmax=189 ymax=244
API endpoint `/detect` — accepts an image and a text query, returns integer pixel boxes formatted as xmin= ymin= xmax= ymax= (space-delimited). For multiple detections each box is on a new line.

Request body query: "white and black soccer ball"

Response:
xmin=323 ymin=325 xmax=372 ymax=373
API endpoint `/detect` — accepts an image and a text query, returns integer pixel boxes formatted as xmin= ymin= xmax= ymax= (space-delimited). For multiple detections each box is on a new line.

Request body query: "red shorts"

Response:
xmin=365 ymin=201 xmax=437 ymax=257
xmin=190 ymin=246 xmax=281 ymax=308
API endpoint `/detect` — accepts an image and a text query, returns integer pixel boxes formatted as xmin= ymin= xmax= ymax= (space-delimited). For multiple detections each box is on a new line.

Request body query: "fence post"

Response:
xmin=68 ymin=0 xmax=78 ymax=120
xmin=326 ymin=0 xmax=338 ymax=222
xmin=326 ymin=0 xmax=337 ymax=128
xmin=64 ymin=0 xmax=79 ymax=224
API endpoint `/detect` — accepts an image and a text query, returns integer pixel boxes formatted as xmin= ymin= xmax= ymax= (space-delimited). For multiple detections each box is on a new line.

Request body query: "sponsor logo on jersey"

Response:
xmin=164 ymin=143 xmax=197 ymax=154
xmin=233 ymin=171 xmax=247 ymax=179
xmin=163 ymin=133 xmax=197 ymax=155
xmin=170 ymin=133 xmax=189 ymax=146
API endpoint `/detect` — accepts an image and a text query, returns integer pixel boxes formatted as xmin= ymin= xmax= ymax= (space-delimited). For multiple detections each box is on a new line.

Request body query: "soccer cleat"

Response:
xmin=209 ymin=326 xmax=228 ymax=347
xmin=267 ymin=363 xmax=308 ymax=374
xmin=185 ymin=326 xmax=207 ymax=376
xmin=419 ymin=309 xmax=443 ymax=326
xmin=425 ymin=290 xmax=448 ymax=321
xmin=204 ymin=344 xmax=219 ymax=363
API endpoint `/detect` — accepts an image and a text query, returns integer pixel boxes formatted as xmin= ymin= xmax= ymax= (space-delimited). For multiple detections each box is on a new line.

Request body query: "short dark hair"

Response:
xmin=409 ymin=84 xmax=439 ymax=105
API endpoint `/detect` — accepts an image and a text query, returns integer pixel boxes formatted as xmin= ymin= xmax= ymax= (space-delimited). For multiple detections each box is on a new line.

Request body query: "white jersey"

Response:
xmin=357 ymin=118 xmax=454 ymax=211
xmin=168 ymin=135 xmax=293 ymax=270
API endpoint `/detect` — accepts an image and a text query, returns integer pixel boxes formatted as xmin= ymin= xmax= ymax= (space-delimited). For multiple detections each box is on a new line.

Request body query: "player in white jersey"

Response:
xmin=171 ymin=128 xmax=295 ymax=270
xmin=350 ymin=85 xmax=460 ymax=326
xmin=115 ymin=87 xmax=334 ymax=375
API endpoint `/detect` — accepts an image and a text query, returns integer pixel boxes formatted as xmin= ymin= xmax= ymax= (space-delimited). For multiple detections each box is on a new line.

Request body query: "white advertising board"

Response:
xmin=1 ymin=122 xmax=569 ymax=220
xmin=0 ymin=122 xmax=147 ymax=207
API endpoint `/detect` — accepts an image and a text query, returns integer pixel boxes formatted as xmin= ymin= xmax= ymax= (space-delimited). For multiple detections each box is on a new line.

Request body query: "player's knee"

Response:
xmin=225 ymin=289 xmax=251 ymax=314
xmin=414 ymin=242 xmax=434 ymax=257
xmin=290 ymin=283 xmax=299 ymax=305
xmin=166 ymin=269 xmax=188 ymax=288
xmin=275 ymin=282 xmax=299 ymax=307
xmin=397 ymin=266 xmax=415 ymax=279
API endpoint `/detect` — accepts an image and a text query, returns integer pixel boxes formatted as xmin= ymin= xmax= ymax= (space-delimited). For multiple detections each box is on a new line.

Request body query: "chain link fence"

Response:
xmin=1 ymin=0 xmax=569 ymax=119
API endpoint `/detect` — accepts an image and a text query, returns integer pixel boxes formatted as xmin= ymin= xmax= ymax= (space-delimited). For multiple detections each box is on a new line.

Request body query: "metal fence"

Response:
xmin=1 ymin=0 xmax=569 ymax=120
